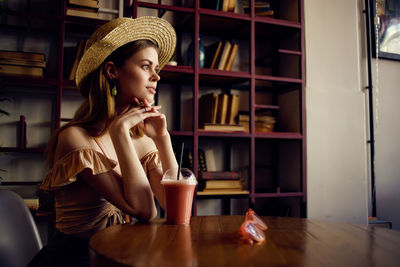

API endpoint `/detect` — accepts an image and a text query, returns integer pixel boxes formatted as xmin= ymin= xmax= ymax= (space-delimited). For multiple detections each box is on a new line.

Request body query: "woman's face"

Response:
xmin=116 ymin=46 xmax=160 ymax=107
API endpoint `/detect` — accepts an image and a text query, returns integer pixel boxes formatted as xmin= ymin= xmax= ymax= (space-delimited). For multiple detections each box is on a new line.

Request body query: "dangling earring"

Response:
xmin=111 ymin=85 xmax=117 ymax=96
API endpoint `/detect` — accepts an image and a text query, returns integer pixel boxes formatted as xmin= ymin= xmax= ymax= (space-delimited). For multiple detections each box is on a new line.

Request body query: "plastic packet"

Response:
xmin=238 ymin=209 xmax=268 ymax=244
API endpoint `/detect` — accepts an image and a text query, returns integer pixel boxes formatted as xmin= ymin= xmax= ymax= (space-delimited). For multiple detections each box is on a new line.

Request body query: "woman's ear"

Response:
xmin=104 ymin=61 xmax=119 ymax=80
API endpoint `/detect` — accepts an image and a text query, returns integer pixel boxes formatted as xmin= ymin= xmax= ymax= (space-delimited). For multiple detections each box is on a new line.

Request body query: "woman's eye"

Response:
xmin=142 ymin=65 xmax=150 ymax=70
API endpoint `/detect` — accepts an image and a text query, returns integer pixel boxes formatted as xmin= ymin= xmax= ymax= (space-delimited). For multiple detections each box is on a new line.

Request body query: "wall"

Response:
xmin=304 ymin=0 xmax=369 ymax=225
xmin=305 ymin=0 xmax=400 ymax=230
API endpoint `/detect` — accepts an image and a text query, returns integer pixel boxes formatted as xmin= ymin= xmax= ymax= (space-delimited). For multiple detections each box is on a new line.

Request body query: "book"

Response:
xmin=0 ymin=64 xmax=43 ymax=76
xmin=210 ymin=41 xmax=223 ymax=69
xmin=216 ymin=93 xmax=228 ymax=124
xmin=199 ymin=92 xmax=219 ymax=126
xmin=255 ymin=10 xmax=274 ymax=16
xmin=23 ymin=198 xmax=39 ymax=210
xmin=205 ymin=41 xmax=222 ymax=69
xmin=68 ymin=0 xmax=98 ymax=9
xmin=200 ymin=171 xmax=240 ymax=180
xmin=228 ymin=0 xmax=236 ymax=12
xmin=238 ymin=113 xmax=277 ymax=132
xmin=198 ymin=149 xmax=207 ymax=172
xmin=238 ymin=114 xmax=277 ymax=123
xmin=202 ymin=123 xmax=246 ymax=132
xmin=224 ymin=43 xmax=238 ymax=71
xmin=69 ymin=39 xmax=86 ymax=80
xmin=203 ymin=179 xmax=243 ymax=190
xmin=0 ymin=50 xmax=45 ymax=62
xmin=217 ymin=41 xmax=232 ymax=70
xmin=0 ymin=58 xmax=46 ymax=68
xmin=226 ymin=94 xmax=240 ymax=124
xmin=221 ymin=0 xmax=229 ymax=12
xmin=183 ymin=149 xmax=209 ymax=172
xmin=203 ymin=148 xmax=216 ymax=171
xmin=66 ymin=8 xmax=99 ymax=19
xmin=97 ymin=0 xmax=120 ymax=21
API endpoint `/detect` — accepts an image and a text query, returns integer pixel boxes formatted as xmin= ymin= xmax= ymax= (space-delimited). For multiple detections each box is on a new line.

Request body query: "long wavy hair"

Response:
xmin=45 ymin=40 xmax=159 ymax=167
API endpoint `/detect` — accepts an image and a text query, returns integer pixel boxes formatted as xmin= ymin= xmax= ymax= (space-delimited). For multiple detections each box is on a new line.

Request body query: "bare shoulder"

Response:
xmin=55 ymin=126 xmax=93 ymax=160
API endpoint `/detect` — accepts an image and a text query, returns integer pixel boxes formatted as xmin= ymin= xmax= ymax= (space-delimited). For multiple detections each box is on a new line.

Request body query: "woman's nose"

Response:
xmin=151 ymin=69 xmax=160 ymax=82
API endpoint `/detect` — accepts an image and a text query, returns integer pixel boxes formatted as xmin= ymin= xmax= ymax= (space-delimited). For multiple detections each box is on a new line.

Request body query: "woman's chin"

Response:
xmin=146 ymin=98 xmax=155 ymax=106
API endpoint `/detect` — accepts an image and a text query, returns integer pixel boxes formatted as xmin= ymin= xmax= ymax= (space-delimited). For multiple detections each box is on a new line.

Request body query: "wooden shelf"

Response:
xmin=252 ymin=192 xmax=304 ymax=198
xmin=4 ymin=10 xmax=61 ymax=21
xmin=254 ymin=132 xmax=303 ymax=139
xmin=198 ymin=130 xmax=250 ymax=138
xmin=199 ymin=8 xmax=251 ymax=21
xmin=0 ymin=181 xmax=41 ymax=186
xmin=169 ymin=131 xmax=193 ymax=137
xmin=137 ymin=1 xmax=194 ymax=13
xmin=0 ymin=75 xmax=58 ymax=88
xmin=197 ymin=190 xmax=250 ymax=196
xmin=254 ymin=74 xmax=302 ymax=84
xmin=0 ymin=147 xmax=45 ymax=153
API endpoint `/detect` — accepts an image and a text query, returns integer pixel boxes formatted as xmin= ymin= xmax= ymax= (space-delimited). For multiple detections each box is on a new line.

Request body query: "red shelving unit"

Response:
xmin=132 ymin=0 xmax=306 ymax=217
xmin=0 ymin=0 xmax=306 ymax=218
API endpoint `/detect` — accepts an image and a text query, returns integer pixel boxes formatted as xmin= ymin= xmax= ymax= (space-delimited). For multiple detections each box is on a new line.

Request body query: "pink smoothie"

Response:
xmin=162 ymin=181 xmax=196 ymax=225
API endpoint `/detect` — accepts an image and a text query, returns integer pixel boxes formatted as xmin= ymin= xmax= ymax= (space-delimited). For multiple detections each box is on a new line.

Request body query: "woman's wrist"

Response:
xmin=152 ymin=131 xmax=170 ymax=145
xmin=109 ymin=120 xmax=131 ymax=138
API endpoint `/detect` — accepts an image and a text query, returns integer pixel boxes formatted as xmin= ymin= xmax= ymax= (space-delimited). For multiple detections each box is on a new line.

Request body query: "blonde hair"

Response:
xmin=45 ymin=40 xmax=158 ymax=167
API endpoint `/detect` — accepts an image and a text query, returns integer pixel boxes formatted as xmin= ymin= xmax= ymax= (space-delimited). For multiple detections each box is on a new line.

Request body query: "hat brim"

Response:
xmin=76 ymin=16 xmax=176 ymax=90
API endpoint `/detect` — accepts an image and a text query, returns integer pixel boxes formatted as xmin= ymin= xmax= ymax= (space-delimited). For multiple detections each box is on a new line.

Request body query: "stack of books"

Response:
xmin=238 ymin=113 xmax=277 ymax=132
xmin=66 ymin=0 xmax=100 ymax=19
xmin=198 ymin=171 xmax=245 ymax=194
xmin=205 ymin=40 xmax=239 ymax=71
xmin=0 ymin=50 xmax=46 ymax=77
xmin=199 ymin=92 xmax=245 ymax=132
xmin=243 ymin=1 xmax=274 ymax=17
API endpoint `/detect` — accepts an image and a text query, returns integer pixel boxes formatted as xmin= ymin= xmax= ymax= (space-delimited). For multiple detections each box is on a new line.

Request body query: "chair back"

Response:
xmin=0 ymin=190 xmax=43 ymax=267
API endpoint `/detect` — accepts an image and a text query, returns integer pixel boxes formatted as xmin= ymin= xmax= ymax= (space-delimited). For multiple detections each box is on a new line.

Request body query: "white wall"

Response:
xmin=306 ymin=0 xmax=400 ymax=230
xmin=305 ymin=0 xmax=369 ymax=225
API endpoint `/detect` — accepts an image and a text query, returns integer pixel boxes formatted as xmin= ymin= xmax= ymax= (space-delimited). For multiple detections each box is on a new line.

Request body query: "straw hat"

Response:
xmin=75 ymin=16 xmax=176 ymax=90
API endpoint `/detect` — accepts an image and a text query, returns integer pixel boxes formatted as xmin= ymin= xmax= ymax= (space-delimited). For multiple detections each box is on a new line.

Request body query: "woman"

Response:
xmin=29 ymin=16 xmax=177 ymax=266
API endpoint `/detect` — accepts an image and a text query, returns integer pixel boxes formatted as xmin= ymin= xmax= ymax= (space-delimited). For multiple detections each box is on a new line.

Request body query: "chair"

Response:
xmin=0 ymin=190 xmax=43 ymax=267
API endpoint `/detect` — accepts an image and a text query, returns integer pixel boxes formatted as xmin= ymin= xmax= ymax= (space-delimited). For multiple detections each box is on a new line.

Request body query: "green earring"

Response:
xmin=111 ymin=85 xmax=117 ymax=96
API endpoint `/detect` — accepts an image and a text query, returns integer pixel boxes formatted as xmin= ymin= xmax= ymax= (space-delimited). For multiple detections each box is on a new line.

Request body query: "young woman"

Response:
xmin=29 ymin=16 xmax=177 ymax=266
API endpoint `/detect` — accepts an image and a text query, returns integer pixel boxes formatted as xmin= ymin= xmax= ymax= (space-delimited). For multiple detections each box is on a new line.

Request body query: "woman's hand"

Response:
xmin=139 ymin=99 xmax=168 ymax=139
xmin=109 ymin=98 xmax=162 ymax=136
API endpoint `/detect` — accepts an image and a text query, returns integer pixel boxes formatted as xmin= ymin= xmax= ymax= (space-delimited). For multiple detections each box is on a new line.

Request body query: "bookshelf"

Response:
xmin=0 ymin=0 xmax=305 ymax=218
xmin=132 ymin=0 xmax=305 ymax=217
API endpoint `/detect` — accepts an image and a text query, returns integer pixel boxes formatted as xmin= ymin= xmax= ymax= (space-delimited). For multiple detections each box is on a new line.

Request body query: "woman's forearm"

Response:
xmin=109 ymin=126 xmax=157 ymax=220
xmin=153 ymin=133 xmax=179 ymax=173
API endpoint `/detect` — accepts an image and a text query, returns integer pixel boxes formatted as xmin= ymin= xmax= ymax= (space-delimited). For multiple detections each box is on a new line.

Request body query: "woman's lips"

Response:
xmin=147 ymin=87 xmax=156 ymax=94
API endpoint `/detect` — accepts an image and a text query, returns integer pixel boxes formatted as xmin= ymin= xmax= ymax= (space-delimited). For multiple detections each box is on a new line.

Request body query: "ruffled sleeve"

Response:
xmin=41 ymin=147 xmax=117 ymax=191
xmin=140 ymin=150 xmax=162 ymax=176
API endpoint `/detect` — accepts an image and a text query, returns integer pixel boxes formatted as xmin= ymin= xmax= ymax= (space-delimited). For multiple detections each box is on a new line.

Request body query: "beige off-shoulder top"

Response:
xmin=40 ymin=145 xmax=161 ymax=239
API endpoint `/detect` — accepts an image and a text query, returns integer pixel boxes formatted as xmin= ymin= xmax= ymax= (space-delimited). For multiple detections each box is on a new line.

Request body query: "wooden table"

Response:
xmin=90 ymin=216 xmax=400 ymax=267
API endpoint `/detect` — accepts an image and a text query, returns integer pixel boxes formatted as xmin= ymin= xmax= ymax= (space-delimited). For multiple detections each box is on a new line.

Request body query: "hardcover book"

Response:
xmin=202 ymin=179 xmax=243 ymax=190
xmin=200 ymin=171 xmax=240 ymax=180
xmin=202 ymin=123 xmax=246 ymax=132
xmin=199 ymin=92 xmax=219 ymax=126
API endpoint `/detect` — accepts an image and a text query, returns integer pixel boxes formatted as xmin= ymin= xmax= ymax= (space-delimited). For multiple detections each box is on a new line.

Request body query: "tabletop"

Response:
xmin=89 ymin=215 xmax=400 ymax=267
